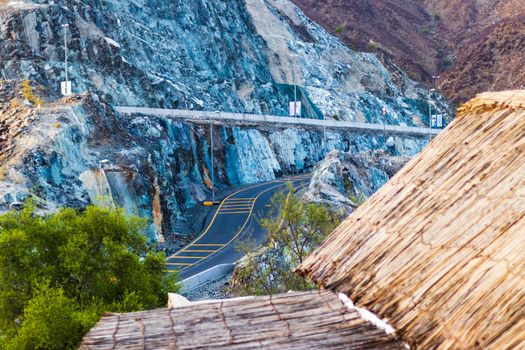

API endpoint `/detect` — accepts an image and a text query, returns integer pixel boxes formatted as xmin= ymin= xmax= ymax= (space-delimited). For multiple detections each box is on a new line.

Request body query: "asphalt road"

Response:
xmin=166 ymin=174 xmax=311 ymax=280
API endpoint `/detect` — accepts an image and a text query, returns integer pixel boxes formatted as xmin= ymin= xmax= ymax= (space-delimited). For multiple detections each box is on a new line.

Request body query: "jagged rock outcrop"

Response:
xmin=0 ymin=0 xmax=450 ymax=124
xmin=304 ymin=150 xmax=408 ymax=215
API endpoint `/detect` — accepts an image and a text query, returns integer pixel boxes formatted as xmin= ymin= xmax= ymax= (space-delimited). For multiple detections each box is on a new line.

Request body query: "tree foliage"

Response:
xmin=0 ymin=204 xmax=178 ymax=349
xmin=230 ymin=184 xmax=340 ymax=296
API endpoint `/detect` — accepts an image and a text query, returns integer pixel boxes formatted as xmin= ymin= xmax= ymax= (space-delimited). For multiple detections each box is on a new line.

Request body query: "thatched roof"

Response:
xmin=79 ymin=291 xmax=405 ymax=349
xmin=296 ymin=91 xmax=525 ymax=350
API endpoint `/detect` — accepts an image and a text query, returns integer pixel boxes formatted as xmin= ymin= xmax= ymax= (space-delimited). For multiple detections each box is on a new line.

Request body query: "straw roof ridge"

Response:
xmin=80 ymin=290 xmax=407 ymax=349
xmin=456 ymin=90 xmax=525 ymax=117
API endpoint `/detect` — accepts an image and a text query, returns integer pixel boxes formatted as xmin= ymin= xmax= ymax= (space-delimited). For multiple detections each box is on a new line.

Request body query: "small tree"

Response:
xmin=230 ymin=184 xmax=339 ymax=296
xmin=0 ymin=204 xmax=179 ymax=349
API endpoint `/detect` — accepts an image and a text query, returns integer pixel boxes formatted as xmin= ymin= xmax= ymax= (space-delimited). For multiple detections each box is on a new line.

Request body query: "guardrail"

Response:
xmin=179 ymin=263 xmax=236 ymax=294
xmin=115 ymin=106 xmax=442 ymax=137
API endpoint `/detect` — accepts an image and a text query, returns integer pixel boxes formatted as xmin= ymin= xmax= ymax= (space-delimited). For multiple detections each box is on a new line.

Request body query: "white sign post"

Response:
xmin=289 ymin=101 xmax=302 ymax=117
xmin=61 ymin=81 xmax=72 ymax=96
xmin=436 ymin=114 xmax=443 ymax=128
xmin=430 ymin=114 xmax=444 ymax=128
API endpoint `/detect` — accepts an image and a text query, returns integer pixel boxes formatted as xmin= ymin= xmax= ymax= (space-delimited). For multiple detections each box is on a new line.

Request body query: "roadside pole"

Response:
xmin=323 ymin=113 xmax=326 ymax=148
xmin=428 ymin=88 xmax=435 ymax=142
xmin=293 ymin=62 xmax=297 ymax=118
xmin=290 ymin=53 xmax=299 ymax=118
xmin=210 ymin=111 xmax=220 ymax=204
xmin=63 ymin=24 xmax=68 ymax=83
xmin=61 ymin=23 xmax=71 ymax=96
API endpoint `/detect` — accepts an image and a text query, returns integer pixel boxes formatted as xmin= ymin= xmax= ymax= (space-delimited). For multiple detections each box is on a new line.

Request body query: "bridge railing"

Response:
xmin=115 ymin=106 xmax=441 ymax=137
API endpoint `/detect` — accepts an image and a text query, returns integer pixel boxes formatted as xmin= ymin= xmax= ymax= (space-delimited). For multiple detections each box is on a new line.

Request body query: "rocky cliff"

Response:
xmin=0 ymin=80 xmax=427 ymax=241
xmin=304 ymin=150 xmax=408 ymax=215
xmin=0 ymin=0 xmax=449 ymax=124
xmin=0 ymin=0 xmax=449 ymax=242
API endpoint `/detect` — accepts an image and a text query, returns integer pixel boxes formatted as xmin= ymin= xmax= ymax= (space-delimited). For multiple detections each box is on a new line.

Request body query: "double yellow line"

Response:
xmin=166 ymin=175 xmax=309 ymax=272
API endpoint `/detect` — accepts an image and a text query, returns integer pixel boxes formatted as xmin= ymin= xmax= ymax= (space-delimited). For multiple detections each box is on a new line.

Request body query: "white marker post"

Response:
xmin=428 ymin=89 xmax=436 ymax=141
xmin=61 ymin=24 xmax=72 ymax=96
xmin=209 ymin=111 xmax=220 ymax=205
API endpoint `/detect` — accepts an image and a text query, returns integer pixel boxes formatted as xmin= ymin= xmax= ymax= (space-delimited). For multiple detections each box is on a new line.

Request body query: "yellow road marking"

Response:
xmin=222 ymin=203 xmax=253 ymax=209
xmin=218 ymin=211 xmax=251 ymax=215
xmin=167 ymin=175 xmax=311 ymax=268
xmin=219 ymin=209 xmax=251 ymax=212
xmin=166 ymin=263 xmax=194 ymax=266
xmin=167 ymin=180 xmax=279 ymax=259
xmin=219 ymin=208 xmax=252 ymax=211
xmin=220 ymin=208 xmax=252 ymax=211
xmin=191 ymin=244 xmax=225 ymax=247
xmin=223 ymin=202 xmax=254 ymax=205
xmin=224 ymin=201 xmax=255 ymax=204
xmin=179 ymin=249 xmax=216 ymax=253
xmin=179 ymin=182 xmax=289 ymax=272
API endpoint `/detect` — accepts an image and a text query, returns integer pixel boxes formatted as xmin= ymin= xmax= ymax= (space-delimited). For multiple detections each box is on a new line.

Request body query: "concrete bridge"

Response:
xmin=115 ymin=107 xmax=441 ymax=138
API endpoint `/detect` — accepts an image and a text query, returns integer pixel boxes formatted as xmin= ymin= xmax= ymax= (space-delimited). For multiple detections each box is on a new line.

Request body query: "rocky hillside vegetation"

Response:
xmin=0 ymin=0 xmax=449 ymax=242
xmin=292 ymin=0 xmax=525 ymax=103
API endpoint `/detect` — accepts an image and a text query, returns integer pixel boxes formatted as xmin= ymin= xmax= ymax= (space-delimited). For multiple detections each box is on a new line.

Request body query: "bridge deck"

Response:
xmin=115 ymin=106 xmax=441 ymax=137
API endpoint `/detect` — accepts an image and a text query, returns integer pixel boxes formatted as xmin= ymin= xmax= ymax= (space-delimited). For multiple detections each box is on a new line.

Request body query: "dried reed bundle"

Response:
xmin=297 ymin=91 xmax=525 ymax=350
xmin=80 ymin=290 xmax=404 ymax=349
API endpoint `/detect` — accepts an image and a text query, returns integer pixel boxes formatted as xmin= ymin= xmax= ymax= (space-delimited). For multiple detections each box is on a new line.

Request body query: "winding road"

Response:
xmin=166 ymin=174 xmax=311 ymax=280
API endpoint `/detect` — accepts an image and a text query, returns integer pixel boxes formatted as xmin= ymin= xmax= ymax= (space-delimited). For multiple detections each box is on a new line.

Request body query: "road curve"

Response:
xmin=167 ymin=174 xmax=311 ymax=280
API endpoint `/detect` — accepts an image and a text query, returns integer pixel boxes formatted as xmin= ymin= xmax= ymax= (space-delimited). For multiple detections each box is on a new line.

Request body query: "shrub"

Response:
xmin=21 ymin=80 xmax=43 ymax=107
xmin=367 ymin=40 xmax=380 ymax=51
xmin=230 ymin=184 xmax=340 ymax=296
xmin=0 ymin=204 xmax=179 ymax=349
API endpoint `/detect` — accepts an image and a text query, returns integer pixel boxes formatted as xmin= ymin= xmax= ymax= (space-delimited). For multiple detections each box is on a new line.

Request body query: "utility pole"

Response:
xmin=428 ymin=88 xmax=436 ymax=142
xmin=63 ymin=24 xmax=68 ymax=83
xmin=323 ymin=113 xmax=326 ymax=148
xmin=432 ymin=75 xmax=440 ymax=128
xmin=61 ymin=23 xmax=71 ymax=96
xmin=293 ymin=63 xmax=297 ymax=118
xmin=289 ymin=53 xmax=300 ymax=118
xmin=210 ymin=111 xmax=219 ymax=204
xmin=267 ymin=35 xmax=301 ymax=118
xmin=210 ymin=120 xmax=215 ymax=203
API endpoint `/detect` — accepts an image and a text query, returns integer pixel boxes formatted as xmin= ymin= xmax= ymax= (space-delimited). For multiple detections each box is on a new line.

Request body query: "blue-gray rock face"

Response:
xmin=0 ymin=85 xmax=427 ymax=241
xmin=0 ymin=0 xmax=451 ymax=242
xmin=0 ymin=0 xmax=451 ymax=124
xmin=304 ymin=150 xmax=409 ymax=215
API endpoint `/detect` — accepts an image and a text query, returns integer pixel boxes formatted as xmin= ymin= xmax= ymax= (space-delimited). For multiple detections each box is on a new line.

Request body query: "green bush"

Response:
xmin=335 ymin=23 xmax=346 ymax=34
xmin=367 ymin=40 xmax=380 ymax=51
xmin=0 ymin=204 xmax=179 ymax=349
xmin=230 ymin=185 xmax=340 ymax=296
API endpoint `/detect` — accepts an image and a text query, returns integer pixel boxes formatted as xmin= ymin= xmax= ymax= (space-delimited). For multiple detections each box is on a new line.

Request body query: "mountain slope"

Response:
xmin=292 ymin=0 xmax=525 ymax=103
xmin=0 ymin=0 xmax=449 ymax=123
xmin=0 ymin=0 xmax=448 ymax=241
xmin=290 ymin=0 xmax=441 ymax=83
xmin=440 ymin=14 xmax=525 ymax=102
